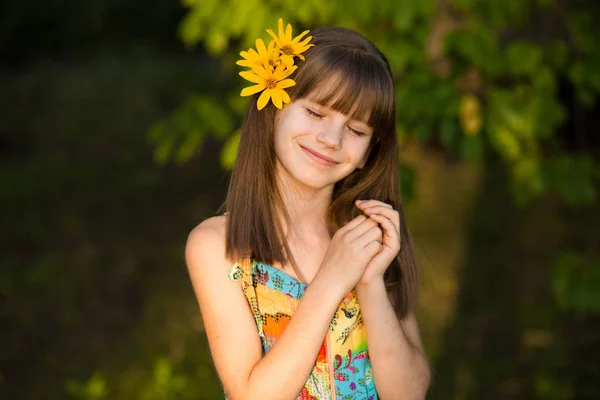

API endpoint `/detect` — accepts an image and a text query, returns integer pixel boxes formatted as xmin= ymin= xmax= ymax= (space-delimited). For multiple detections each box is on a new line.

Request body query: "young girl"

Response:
xmin=186 ymin=19 xmax=431 ymax=399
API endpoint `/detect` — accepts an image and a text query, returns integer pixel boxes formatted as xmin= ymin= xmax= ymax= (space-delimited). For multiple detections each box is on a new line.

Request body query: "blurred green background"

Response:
xmin=2 ymin=0 xmax=600 ymax=399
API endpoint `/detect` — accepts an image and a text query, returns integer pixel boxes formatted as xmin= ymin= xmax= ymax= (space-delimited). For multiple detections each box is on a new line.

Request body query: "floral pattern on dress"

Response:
xmin=228 ymin=259 xmax=378 ymax=399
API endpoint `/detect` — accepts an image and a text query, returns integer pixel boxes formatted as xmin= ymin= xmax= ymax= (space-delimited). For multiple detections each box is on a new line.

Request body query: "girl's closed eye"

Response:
xmin=306 ymin=108 xmax=367 ymax=137
xmin=349 ymin=127 xmax=366 ymax=137
xmin=305 ymin=108 xmax=324 ymax=119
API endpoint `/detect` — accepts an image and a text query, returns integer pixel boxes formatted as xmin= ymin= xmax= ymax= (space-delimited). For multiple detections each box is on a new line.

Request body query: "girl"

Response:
xmin=186 ymin=19 xmax=431 ymax=399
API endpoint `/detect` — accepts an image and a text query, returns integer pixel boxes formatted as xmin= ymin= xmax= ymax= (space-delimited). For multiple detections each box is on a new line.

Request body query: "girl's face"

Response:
xmin=273 ymin=97 xmax=374 ymax=191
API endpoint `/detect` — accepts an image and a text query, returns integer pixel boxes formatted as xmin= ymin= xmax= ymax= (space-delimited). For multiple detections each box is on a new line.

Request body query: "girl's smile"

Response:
xmin=299 ymin=145 xmax=340 ymax=167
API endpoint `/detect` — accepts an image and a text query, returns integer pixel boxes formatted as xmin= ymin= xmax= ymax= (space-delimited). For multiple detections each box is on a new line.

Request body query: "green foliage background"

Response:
xmin=158 ymin=0 xmax=600 ymax=207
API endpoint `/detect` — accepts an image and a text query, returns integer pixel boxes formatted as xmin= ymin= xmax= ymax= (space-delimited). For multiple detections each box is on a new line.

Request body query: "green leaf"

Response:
xmin=509 ymin=156 xmax=544 ymax=203
xmin=444 ymin=25 xmax=502 ymax=76
xmin=153 ymin=134 xmax=175 ymax=166
xmin=195 ymin=98 xmax=234 ymax=138
xmin=506 ymin=42 xmax=543 ymax=77
xmin=546 ymin=42 xmax=569 ymax=70
xmin=176 ymin=130 xmax=203 ymax=164
xmin=205 ymin=30 xmax=228 ymax=55
xmin=489 ymin=126 xmax=521 ymax=161
xmin=440 ymin=117 xmax=459 ymax=149
xmin=65 ymin=373 xmax=108 ymax=400
xmin=220 ymin=130 xmax=242 ymax=170
xmin=460 ymin=135 xmax=483 ymax=162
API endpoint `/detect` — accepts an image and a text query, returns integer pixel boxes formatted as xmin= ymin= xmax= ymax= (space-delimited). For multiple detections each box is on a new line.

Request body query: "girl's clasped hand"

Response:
xmin=355 ymin=199 xmax=402 ymax=286
xmin=316 ymin=199 xmax=401 ymax=296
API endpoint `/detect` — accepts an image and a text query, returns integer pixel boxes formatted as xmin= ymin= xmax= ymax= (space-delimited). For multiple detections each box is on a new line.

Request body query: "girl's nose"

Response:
xmin=316 ymin=123 xmax=343 ymax=149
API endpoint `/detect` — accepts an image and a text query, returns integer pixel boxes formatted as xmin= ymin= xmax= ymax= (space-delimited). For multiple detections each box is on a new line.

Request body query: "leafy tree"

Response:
xmin=153 ymin=0 xmax=599 ymax=208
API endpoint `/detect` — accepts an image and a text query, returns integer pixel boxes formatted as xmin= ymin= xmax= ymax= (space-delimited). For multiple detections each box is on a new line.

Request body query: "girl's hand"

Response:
xmin=354 ymin=200 xmax=401 ymax=286
xmin=315 ymin=214 xmax=383 ymax=297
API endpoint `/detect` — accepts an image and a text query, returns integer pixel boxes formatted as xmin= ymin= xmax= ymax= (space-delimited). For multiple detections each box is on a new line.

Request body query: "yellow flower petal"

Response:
xmin=250 ymin=65 xmax=270 ymax=80
xmin=241 ymin=84 xmax=265 ymax=96
xmin=296 ymin=44 xmax=314 ymax=53
xmin=273 ymin=65 xmax=297 ymax=80
xmin=240 ymin=49 xmax=259 ymax=61
xmin=236 ymin=59 xmax=257 ymax=68
xmin=280 ymin=54 xmax=294 ymax=67
xmin=276 ymin=79 xmax=296 ymax=89
xmin=266 ymin=29 xmax=283 ymax=49
xmin=271 ymin=90 xmax=283 ymax=109
xmin=237 ymin=49 xmax=262 ymax=67
xmin=296 ymin=36 xmax=313 ymax=48
xmin=280 ymin=89 xmax=291 ymax=104
xmin=256 ymin=38 xmax=267 ymax=56
xmin=239 ymin=70 xmax=263 ymax=84
xmin=284 ymin=21 xmax=292 ymax=42
xmin=277 ymin=19 xmax=285 ymax=39
xmin=284 ymin=66 xmax=298 ymax=78
xmin=272 ymin=64 xmax=286 ymax=80
xmin=244 ymin=18 xmax=313 ymax=109
xmin=257 ymin=89 xmax=271 ymax=110
xmin=292 ymin=30 xmax=310 ymax=44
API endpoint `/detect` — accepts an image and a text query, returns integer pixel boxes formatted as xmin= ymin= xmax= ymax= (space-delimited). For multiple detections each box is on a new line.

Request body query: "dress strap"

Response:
xmin=228 ymin=254 xmax=264 ymax=338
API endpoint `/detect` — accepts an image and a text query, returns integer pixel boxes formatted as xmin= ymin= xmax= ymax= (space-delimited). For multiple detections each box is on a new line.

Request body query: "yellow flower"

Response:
xmin=267 ymin=18 xmax=314 ymax=66
xmin=240 ymin=63 xmax=297 ymax=110
xmin=459 ymin=95 xmax=483 ymax=136
xmin=236 ymin=38 xmax=281 ymax=71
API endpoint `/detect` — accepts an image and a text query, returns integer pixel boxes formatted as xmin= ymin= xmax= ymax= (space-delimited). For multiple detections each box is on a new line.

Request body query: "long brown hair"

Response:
xmin=222 ymin=26 xmax=418 ymax=318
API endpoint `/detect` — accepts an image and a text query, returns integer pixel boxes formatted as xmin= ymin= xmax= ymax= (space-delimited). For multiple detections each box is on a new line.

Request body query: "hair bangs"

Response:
xmin=289 ymin=48 xmax=395 ymax=135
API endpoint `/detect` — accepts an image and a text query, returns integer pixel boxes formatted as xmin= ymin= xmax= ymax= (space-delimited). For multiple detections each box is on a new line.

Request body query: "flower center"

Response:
xmin=282 ymin=45 xmax=294 ymax=55
xmin=265 ymin=77 xmax=278 ymax=89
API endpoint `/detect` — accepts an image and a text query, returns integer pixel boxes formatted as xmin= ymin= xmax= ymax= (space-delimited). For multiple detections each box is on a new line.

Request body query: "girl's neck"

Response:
xmin=275 ymin=165 xmax=333 ymax=241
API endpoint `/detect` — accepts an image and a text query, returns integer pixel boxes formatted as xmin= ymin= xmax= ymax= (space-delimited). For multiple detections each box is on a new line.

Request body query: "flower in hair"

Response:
xmin=236 ymin=38 xmax=280 ymax=71
xmin=237 ymin=18 xmax=314 ymax=110
xmin=266 ymin=18 xmax=314 ymax=66
xmin=239 ymin=63 xmax=297 ymax=110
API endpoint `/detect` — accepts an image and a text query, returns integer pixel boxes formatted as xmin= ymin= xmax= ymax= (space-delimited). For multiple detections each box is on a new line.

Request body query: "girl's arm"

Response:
xmin=355 ymin=281 xmax=431 ymax=399
xmin=354 ymin=200 xmax=431 ymax=399
xmin=186 ymin=215 xmax=381 ymax=400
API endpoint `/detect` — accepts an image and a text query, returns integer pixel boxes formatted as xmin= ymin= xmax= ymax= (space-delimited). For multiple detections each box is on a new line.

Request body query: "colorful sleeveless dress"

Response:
xmin=227 ymin=256 xmax=379 ymax=399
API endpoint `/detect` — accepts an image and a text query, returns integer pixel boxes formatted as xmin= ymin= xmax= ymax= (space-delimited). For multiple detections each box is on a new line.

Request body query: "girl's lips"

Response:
xmin=300 ymin=146 xmax=339 ymax=167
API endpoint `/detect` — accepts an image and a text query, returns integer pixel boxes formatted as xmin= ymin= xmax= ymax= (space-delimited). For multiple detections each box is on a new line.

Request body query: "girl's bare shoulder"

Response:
xmin=185 ymin=215 xmax=229 ymax=275
xmin=188 ymin=214 xmax=227 ymax=242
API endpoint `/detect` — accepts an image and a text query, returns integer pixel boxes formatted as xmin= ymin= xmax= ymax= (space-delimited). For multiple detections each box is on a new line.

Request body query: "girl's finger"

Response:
xmin=342 ymin=214 xmax=369 ymax=231
xmin=356 ymin=200 xmax=392 ymax=209
xmin=361 ymin=206 xmax=400 ymax=234
xmin=357 ymin=225 xmax=383 ymax=249
xmin=369 ymin=213 xmax=401 ymax=250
